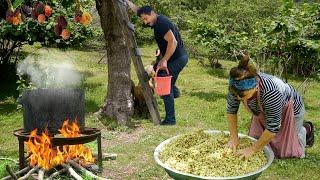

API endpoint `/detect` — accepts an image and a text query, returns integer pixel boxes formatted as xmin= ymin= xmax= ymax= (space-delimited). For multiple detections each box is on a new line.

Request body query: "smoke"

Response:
xmin=17 ymin=49 xmax=82 ymax=88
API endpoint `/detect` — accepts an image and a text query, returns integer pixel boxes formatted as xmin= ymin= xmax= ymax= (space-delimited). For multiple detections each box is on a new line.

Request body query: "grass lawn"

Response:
xmin=0 ymin=45 xmax=319 ymax=179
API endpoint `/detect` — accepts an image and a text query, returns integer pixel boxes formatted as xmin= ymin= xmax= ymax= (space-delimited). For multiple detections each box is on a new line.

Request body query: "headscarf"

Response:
xmin=229 ymin=77 xmax=257 ymax=91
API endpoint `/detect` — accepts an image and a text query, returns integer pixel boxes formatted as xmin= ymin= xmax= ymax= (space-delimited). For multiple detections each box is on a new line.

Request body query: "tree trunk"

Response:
xmin=96 ymin=0 xmax=133 ymax=125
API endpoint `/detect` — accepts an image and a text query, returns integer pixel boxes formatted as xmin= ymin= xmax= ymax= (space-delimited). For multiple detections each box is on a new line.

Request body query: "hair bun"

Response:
xmin=238 ymin=54 xmax=250 ymax=69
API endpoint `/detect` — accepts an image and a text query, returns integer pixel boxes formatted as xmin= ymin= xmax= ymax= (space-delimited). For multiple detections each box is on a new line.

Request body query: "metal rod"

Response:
xmin=18 ymin=138 xmax=25 ymax=170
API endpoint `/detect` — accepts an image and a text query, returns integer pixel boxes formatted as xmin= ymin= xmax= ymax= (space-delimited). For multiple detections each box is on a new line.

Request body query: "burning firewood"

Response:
xmin=4 ymin=120 xmax=109 ymax=179
xmin=62 ymin=163 xmax=83 ymax=180
xmin=45 ymin=168 xmax=67 ymax=179
xmin=3 ymin=162 xmax=109 ymax=179
xmin=18 ymin=166 xmax=39 ymax=180
xmin=68 ymin=160 xmax=107 ymax=180
xmin=38 ymin=169 xmax=45 ymax=180
xmin=25 ymin=120 xmax=95 ymax=170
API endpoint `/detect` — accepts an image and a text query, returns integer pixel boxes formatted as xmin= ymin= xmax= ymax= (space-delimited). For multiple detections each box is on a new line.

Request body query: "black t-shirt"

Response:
xmin=152 ymin=15 xmax=186 ymax=61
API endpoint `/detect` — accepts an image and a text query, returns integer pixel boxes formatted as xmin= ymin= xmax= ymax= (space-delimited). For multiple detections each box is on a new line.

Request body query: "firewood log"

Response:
xmin=38 ymin=169 xmax=45 ymax=180
xmin=45 ymin=168 xmax=67 ymax=180
xmin=5 ymin=165 xmax=17 ymax=180
xmin=2 ymin=166 xmax=31 ymax=180
xmin=62 ymin=164 xmax=83 ymax=180
xmin=18 ymin=166 xmax=39 ymax=180
xmin=67 ymin=160 xmax=108 ymax=180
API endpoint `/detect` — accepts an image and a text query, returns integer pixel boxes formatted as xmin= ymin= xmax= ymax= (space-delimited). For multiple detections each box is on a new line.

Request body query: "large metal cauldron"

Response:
xmin=18 ymin=88 xmax=85 ymax=134
xmin=154 ymin=130 xmax=274 ymax=180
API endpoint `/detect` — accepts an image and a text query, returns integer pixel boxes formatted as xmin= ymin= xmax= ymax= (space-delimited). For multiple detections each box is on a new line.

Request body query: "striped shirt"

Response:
xmin=226 ymin=73 xmax=304 ymax=133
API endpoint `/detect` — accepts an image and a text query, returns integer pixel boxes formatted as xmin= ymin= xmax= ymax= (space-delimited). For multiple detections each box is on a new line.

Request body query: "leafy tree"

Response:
xmin=0 ymin=0 xmax=94 ymax=77
xmin=259 ymin=0 xmax=320 ymax=77
xmin=182 ymin=0 xmax=319 ymax=77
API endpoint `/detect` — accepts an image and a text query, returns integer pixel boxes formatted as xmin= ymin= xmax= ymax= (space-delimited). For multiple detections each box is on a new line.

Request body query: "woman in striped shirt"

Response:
xmin=226 ymin=54 xmax=314 ymax=159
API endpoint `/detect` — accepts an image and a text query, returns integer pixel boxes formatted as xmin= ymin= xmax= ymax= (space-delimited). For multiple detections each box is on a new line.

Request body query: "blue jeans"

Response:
xmin=154 ymin=55 xmax=188 ymax=123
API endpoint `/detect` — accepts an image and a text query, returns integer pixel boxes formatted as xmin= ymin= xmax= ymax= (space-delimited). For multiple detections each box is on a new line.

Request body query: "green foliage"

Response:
xmin=12 ymin=0 xmax=24 ymax=9
xmin=205 ymin=0 xmax=280 ymax=35
xmin=259 ymin=1 xmax=320 ymax=76
xmin=133 ymin=19 xmax=154 ymax=45
xmin=178 ymin=0 xmax=319 ymax=76
xmin=133 ymin=0 xmax=171 ymax=15
xmin=177 ymin=0 xmax=213 ymax=10
xmin=185 ymin=0 xmax=280 ymax=57
xmin=16 ymin=74 xmax=34 ymax=96
xmin=131 ymin=0 xmax=319 ymax=76
xmin=0 ymin=0 xmax=95 ymax=66
xmin=188 ymin=20 xmax=251 ymax=62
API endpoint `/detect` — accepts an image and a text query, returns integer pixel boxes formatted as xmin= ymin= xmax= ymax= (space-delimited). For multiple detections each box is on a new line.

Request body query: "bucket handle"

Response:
xmin=155 ymin=68 xmax=170 ymax=77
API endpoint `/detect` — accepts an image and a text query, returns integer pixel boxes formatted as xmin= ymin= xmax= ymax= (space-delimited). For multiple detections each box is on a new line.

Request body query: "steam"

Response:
xmin=17 ymin=49 xmax=82 ymax=88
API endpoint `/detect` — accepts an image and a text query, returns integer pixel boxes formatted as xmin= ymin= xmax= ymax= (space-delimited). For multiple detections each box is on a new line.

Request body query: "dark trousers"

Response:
xmin=154 ymin=55 xmax=188 ymax=122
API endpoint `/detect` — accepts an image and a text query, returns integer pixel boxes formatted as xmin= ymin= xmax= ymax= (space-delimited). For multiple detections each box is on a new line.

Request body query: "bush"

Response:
xmin=258 ymin=1 xmax=320 ymax=76
xmin=183 ymin=0 xmax=319 ymax=76
xmin=0 ymin=0 xmax=95 ymax=67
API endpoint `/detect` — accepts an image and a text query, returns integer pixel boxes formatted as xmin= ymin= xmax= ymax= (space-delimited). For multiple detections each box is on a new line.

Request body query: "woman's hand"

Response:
xmin=237 ymin=129 xmax=275 ymax=159
xmin=226 ymin=138 xmax=239 ymax=154
xmin=226 ymin=113 xmax=239 ymax=154
xmin=237 ymin=146 xmax=256 ymax=159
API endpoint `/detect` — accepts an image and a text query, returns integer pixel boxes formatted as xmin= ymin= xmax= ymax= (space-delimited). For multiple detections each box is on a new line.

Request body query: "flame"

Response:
xmin=59 ymin=120 xmax=80 ymax=138
xmin=25 ymin=120 xmax=95 ymax=170
xmin=59 ymin=120 xmax=95 ymax=164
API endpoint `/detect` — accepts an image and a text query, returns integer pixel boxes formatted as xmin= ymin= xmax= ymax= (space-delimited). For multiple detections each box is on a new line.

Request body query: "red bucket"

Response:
xmin=153 ymin=68 xmax=172 ymax=96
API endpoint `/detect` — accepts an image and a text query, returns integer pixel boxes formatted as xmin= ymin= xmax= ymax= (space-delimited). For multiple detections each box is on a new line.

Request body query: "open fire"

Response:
xmin=2 ymin=89 xmax=109 ymax=179
xmin=3 ymin=120 xmax=109 ymax=180
xmin=25 ymin=120 xmax=95 ymax=170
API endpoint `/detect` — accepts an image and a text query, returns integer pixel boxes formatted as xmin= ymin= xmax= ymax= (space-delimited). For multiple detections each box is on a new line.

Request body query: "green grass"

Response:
xmin=0 ymin=45 xmax=319 ymax=179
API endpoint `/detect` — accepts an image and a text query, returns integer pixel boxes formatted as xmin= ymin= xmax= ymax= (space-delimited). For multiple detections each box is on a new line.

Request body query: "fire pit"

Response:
xmin=14 ymin=127 xmax=102 ymax=170
xmin=14 ymin=88 xmax=103 ymax=171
